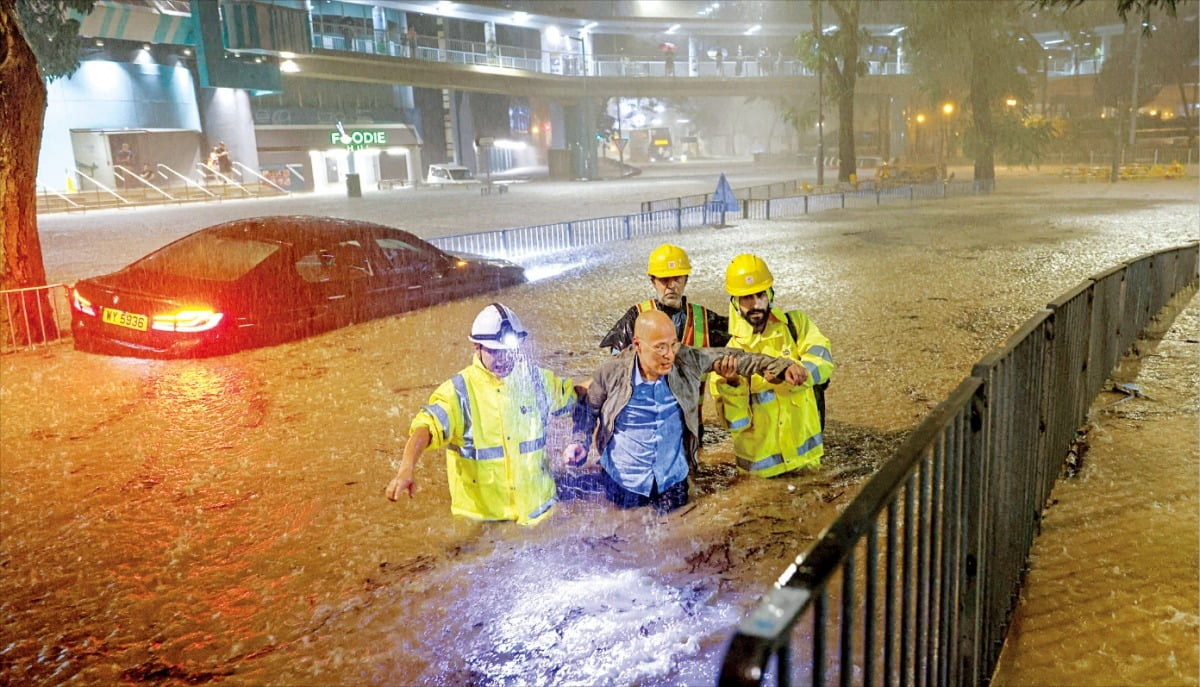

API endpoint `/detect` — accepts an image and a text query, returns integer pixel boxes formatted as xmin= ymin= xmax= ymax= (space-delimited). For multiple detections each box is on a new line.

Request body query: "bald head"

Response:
xmin=634 ymin=309 xmax=675 ymax=341
xmin=632 ymin=310 xmax=679 ymax=381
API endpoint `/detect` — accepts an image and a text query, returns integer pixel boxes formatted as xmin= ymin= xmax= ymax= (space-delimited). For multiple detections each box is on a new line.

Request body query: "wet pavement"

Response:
xmin=2 ymin=167 xmax=1197 ymax=685
xmin=992 ymin=292 xmax=1200 ymax=686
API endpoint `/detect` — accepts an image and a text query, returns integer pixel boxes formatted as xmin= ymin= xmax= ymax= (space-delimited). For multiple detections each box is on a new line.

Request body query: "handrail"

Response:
xmin=113 ymin=164 xmax=177 ymax=201
xmin=39 ymin=186 xmax=83 ymax=208
xmin=233 ymin=161 xmax=288 ymax=194
xmin=196 ymin=163 xmax=252 ymax=195
xmin=71 ymin=168 xmax=129 ymax=204
xmin=717 ymin=242 xmax=1200 ymax=687
xmin=157 ymin=163 xmax=217 ymax=197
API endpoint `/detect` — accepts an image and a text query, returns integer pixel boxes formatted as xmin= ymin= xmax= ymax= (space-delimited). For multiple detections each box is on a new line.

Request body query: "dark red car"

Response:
xmin=71 ymin=215 xmax=525 ymax=358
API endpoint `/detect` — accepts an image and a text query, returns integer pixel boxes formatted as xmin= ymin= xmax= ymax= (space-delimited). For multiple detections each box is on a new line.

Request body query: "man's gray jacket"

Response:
xmin=571 ymin=346 xmax=796 ymax=471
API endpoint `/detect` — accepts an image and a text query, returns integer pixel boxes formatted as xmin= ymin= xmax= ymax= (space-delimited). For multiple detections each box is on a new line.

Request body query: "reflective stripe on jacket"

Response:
xmin=411 ymin=356 xmax=576 ymax=524
xmin=710 ymin=305 xmax=833 ymax=477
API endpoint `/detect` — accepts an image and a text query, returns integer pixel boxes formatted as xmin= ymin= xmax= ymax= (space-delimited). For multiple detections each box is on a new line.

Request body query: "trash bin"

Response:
xmin=345 ymin=173 xmax=362 ymax=198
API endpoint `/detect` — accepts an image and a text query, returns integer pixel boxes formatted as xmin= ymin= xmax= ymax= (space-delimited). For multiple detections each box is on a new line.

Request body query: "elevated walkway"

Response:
xmin=289 ymin=50 xmax=911 ymax=99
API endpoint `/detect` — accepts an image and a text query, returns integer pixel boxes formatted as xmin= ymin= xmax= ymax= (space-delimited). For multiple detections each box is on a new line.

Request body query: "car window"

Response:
xmin=448 ymin=168 xmax=472 ymax=181
xmin=133 ymin=233 xmax=279 ymax=281
xmin=374 ymin=237 xmax=436 ymax=277
xmin=295 ymin=240 xmax=374 ymax=283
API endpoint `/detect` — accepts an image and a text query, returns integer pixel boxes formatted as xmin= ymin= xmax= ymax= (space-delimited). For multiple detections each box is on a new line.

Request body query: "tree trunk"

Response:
xmin=830 ymin=0 xmax=859 ymax=183
xmin=969 ymin=30 xmax=996 ymax=190
xmin=837 ymin=89 xmax=856 ymax=182
xmin=0 ymin=0 xmax=57 ymax=345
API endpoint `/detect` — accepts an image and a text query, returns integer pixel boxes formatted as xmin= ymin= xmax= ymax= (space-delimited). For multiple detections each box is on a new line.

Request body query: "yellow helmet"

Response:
xmin=647 ymin=244 xmax=692 ymax=278
xmin=725 ymin=254 xmax=774 ymax=296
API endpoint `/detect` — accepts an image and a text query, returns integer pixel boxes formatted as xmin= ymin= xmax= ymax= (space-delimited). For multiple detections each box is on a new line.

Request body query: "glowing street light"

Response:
xmin=940 ymin=102 xmax=955 ymax=177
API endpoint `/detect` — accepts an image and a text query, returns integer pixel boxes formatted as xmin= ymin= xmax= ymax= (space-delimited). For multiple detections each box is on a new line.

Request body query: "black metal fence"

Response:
xmin=718 ymin=242 xmax=1199 ymax=687
xmin=434 ymin=180 xmax=981 ymax=261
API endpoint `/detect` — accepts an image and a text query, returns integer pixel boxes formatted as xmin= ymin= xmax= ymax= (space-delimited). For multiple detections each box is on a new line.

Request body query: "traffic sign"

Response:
xmin=615 ymin=138 xmax=628 ymax=153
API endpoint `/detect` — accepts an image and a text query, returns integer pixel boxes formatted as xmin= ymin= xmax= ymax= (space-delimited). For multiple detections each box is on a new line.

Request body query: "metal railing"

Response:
xmin=1 ymin=284 xmax=72 ymax=353
xmin=718 ymin=242 xmax=1199 ymax=687
xmin=433 ymin=179 xmax=981 ymax=262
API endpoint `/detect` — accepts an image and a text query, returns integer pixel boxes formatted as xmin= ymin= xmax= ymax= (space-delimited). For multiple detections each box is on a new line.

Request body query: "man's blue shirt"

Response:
xmin=600 ymin=364 xmax=687 ymax=496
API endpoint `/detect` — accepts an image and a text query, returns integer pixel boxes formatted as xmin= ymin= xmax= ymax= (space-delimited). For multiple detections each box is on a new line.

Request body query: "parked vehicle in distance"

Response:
xmin=70 ymin=216 xmax=526 ymax=358
xmin=426 ymin=164 xmax=479 ymax=187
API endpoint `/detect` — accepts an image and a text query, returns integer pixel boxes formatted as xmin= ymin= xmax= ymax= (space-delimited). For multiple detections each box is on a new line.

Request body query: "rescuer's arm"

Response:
xmin=387 ymin=425 xmax=431 ymax=500
xmin=701 ymin=348 xmax=805 ymax=386
xmin=563 ymin=369 xmax=607 ymax=466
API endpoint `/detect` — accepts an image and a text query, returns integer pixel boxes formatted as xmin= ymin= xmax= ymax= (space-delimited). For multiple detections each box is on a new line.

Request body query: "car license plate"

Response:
xmin=102 ymin=307 xmax=149 ymax=331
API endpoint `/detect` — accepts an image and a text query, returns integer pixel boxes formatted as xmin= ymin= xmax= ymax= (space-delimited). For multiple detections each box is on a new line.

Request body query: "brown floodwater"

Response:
xmin=1 ymin=175 xmax=1196 ymax=685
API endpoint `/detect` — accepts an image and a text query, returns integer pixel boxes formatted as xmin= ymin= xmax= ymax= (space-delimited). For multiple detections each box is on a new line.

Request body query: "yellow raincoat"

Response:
xmin=412 ymin=356 xmax=576 ymax=524
xmin=710 ymin=306 xmax=833 ymax=477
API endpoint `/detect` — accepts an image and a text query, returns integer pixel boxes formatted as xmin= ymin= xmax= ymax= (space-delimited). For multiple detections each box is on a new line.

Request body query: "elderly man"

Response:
xmin=386 ymin=303 xmax=577 ymax=525
xmin=565 ymin=310 xmax=804 ymax=513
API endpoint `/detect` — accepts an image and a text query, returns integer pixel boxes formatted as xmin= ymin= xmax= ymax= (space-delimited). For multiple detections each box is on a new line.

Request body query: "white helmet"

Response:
xmin=469 ymin=303 xmax=528 ymax=350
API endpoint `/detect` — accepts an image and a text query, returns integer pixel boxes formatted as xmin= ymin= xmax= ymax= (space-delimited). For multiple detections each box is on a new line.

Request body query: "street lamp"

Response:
xmin=940 ymin=102 xmax=954 ymax=178
xmin=915 ymin=113 xmax=926 ymax=159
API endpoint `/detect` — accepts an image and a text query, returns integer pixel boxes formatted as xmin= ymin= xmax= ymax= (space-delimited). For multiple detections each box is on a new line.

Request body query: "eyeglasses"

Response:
xmin=648 ymin=341 xmax=680 ymax=356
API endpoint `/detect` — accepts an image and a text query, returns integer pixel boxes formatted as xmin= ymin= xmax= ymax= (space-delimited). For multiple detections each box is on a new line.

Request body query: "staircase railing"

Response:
xmin=157 ymin=163 xmax=217 ymax=198
xmin=233 ymin=161 xmax=289 ymax=194
xmin=71 ymin=168 xmax=129 ymax=205
xmin=113 ymin=164 xmax=177 ymax=201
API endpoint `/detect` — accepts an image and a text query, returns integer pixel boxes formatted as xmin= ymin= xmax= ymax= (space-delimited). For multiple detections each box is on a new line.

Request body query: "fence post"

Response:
xmin=742 ymin=200 xmax=749 ymax=220
xmin=956 ymin=383 xmax=989 ymax=686
xmin=766 ymin=199 xmax=771 ymax=220
xmin=909 ymin=185 xmax=915 ymax=202
xmin=624 ymin=215 xmax=631 ymax=240
xmin=840 ymin=192 xmax=845 ymax=209
xmin=567 ymin=222 xmax=574 ymax=246
xmin=676 ymin=209 xmax=682 ymax=232
xmin=876 ymin=189 xmax=881 ymax=205
xmin=804 ymin=195 xmax=809 ymax=214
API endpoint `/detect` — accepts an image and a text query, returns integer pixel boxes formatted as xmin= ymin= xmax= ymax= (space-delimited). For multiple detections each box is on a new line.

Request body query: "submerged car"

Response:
xmin=426 ymin=163 xmax=479 ymax=187
xmin=71 ymin=215 xmax=525 ymax=358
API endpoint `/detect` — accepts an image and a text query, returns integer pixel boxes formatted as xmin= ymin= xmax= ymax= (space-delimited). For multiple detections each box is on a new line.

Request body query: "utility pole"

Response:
xmin=1128 ymin=17 xmax=1143 ymax=148
xmin=815 ymin=0 xmax=825 ymax=187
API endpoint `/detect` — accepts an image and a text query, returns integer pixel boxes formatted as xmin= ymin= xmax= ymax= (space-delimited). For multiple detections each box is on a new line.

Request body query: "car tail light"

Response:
xmin=72 ymin=289 xmax=96 ymax=316
xmin=455 ymin=259 xmax=468 ymax=268
xmin=151 ymin=309 xmax=224 ymax=332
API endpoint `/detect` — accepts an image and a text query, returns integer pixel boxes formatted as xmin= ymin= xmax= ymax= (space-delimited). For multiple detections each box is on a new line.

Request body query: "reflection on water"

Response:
xmin=2 ymin=178 xmax=1197 ymax=685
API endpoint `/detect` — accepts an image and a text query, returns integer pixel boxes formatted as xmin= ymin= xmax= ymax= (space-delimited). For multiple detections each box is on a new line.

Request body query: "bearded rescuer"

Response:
xmin=385 ymin=303 xmax=577 ymax=525
xmin=599 ymin=243 xmax=730 ymax=354
xmin=710 ymin=254 xmax=834 ymax=477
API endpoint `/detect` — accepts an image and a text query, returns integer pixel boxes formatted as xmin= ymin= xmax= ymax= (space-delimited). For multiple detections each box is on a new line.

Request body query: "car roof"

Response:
xmin=201 ymin=216 xmax=427 ymax=250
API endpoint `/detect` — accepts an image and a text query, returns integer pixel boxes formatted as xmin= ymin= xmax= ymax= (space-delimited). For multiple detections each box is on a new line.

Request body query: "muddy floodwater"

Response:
xmin=2 ymin=174 xmax=1197 ymax=685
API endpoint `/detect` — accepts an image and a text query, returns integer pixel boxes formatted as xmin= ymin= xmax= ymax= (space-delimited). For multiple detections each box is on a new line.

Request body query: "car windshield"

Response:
xmin=448 ymin=168 xmax=472 ymax=180
xmin=133 ymin=233 xmax=279 ymax=282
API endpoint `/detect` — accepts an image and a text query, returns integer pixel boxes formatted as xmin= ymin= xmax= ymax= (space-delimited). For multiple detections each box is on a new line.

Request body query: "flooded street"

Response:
xmin=2 ymin=173 xmax=1197 ymax=685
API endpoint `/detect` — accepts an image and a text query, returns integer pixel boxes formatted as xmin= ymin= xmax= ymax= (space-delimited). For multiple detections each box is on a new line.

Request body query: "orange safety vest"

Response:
xmin=636 ymin=299 xmax=710 ymax=347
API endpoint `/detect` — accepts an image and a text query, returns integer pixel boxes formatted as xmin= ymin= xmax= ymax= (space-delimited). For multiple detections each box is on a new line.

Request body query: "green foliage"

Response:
xmin=971 ymin=112 xmax=1058 ymax=166
xmin=13 ymin=0 xmax=95 ymax=81
xmin=1032 ymin=0 xmax=1182 ymax=24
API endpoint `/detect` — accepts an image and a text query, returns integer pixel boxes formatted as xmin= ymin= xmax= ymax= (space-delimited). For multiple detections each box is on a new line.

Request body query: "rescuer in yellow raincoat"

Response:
xmin=385 ymin=303 xmax=577 ymax=525
xmin=710 ymin=255 xmax=834 ymax=477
